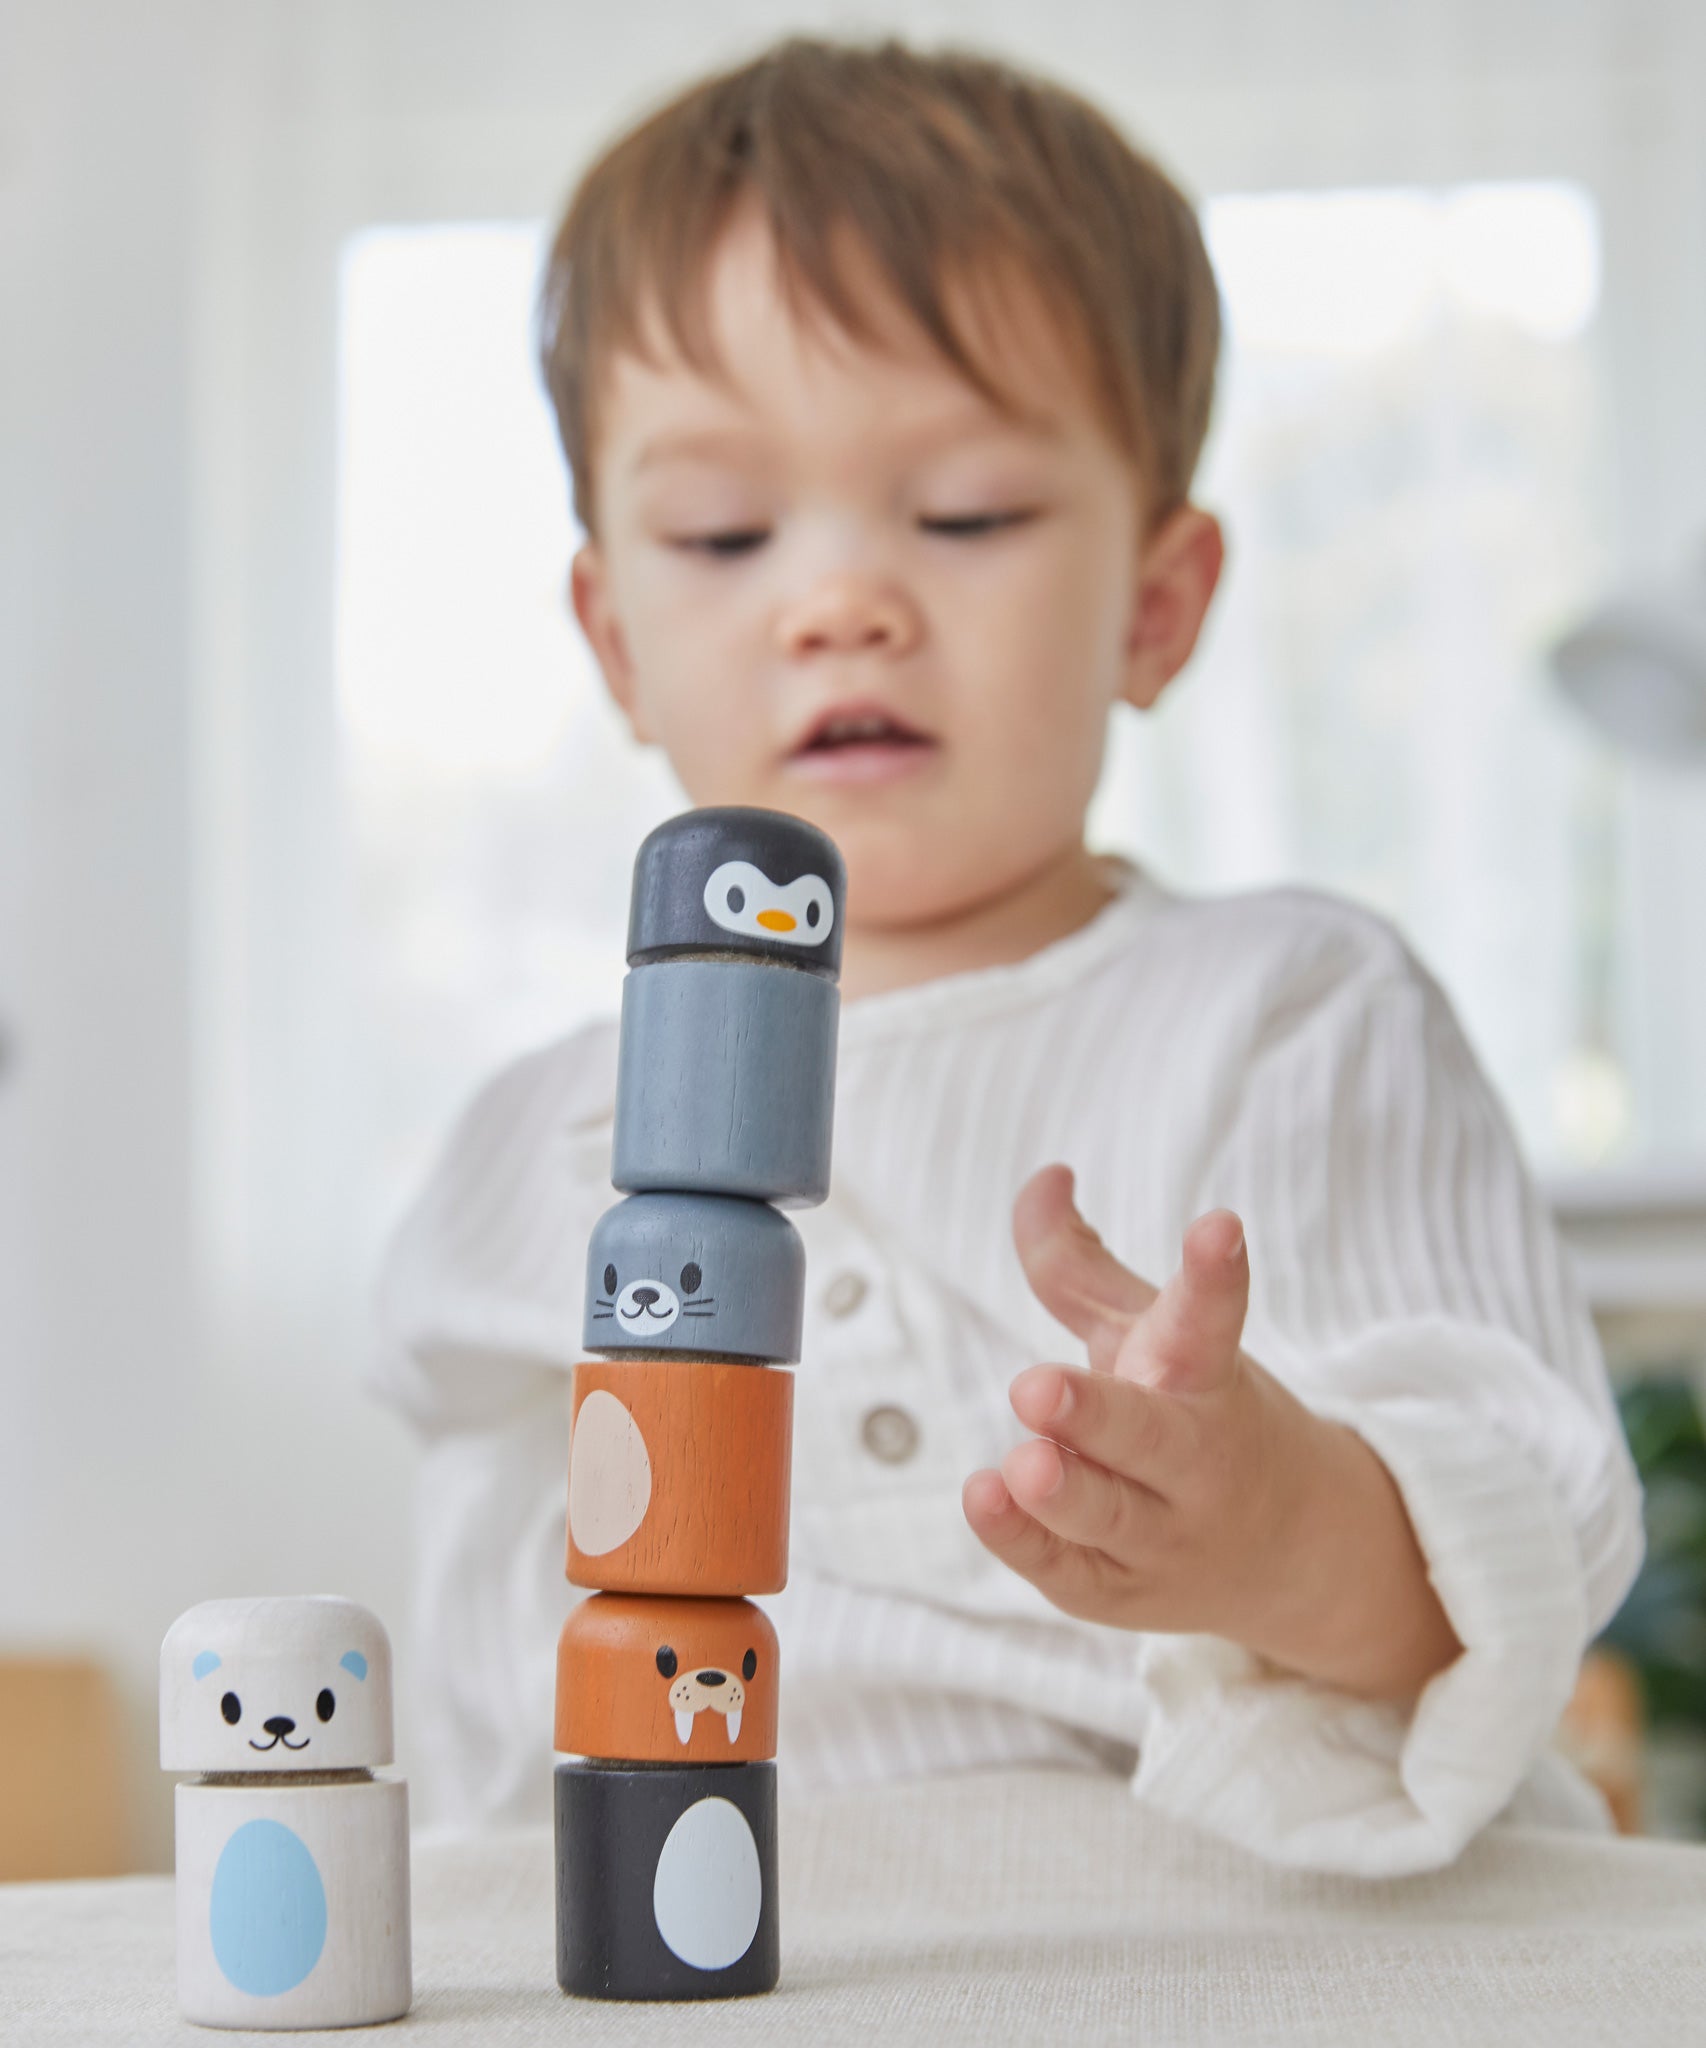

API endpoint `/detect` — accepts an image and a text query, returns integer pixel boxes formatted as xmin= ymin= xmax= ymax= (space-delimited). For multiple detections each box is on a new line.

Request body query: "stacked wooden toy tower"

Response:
xmin=554 ymin=806 xmax=845 ymax=2001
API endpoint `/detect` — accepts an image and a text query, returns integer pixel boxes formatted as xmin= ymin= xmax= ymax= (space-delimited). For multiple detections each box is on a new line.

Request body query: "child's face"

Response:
xmin=572 ymin=203 xmax=1219 ymax=930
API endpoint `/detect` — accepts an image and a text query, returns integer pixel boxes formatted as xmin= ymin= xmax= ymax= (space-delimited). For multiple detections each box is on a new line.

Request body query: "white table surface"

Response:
xmin=6 ymin=1767 xmax=1706 ymax=2045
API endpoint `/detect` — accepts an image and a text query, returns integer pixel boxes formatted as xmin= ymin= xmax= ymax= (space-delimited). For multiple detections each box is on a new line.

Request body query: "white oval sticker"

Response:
xmin=652 ymin=1795 xmax=762 ymax=1971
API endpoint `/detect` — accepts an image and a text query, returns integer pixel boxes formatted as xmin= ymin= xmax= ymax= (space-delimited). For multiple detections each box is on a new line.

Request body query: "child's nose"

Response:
xmin=776 ymin=572 xmax=922 ymax=659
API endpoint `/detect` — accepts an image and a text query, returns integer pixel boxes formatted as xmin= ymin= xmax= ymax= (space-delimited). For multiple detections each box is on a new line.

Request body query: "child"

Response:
xmin=372 ymin=34 xmax=1643 ymax=1875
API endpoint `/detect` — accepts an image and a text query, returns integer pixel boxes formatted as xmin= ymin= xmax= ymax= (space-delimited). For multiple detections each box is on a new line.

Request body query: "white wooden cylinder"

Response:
xmin=174 ymin=1776 xmax=410 ymax=2030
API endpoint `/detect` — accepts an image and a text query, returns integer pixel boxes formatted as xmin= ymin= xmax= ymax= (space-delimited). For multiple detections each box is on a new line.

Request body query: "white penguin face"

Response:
xmin=616 ymin=1276 xmax=680 ymax=1333
xmin=703 ymin=861 xmax=834 ymax=946
xmin=160 ymin=1596 xmax=392 ymax=1773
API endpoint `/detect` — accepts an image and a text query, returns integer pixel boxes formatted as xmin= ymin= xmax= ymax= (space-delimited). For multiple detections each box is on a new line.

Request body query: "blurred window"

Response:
xmin=1092 ymin=182 xmax=1622 ymax=1168
xmin=335 ymin=183 xmax=1651 ymax=1230
xmin=336 ymin=224 xmax=678 ymax=1229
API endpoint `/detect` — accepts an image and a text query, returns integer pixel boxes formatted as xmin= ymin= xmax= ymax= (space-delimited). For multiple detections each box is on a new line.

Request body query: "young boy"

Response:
xmin=372 ymin=35 xmax=1643 ymax=1874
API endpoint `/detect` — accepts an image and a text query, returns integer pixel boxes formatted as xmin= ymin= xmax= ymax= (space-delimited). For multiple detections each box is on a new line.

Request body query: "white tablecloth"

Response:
xmin=6 ymin=1768 xmax=1706 ymax=2044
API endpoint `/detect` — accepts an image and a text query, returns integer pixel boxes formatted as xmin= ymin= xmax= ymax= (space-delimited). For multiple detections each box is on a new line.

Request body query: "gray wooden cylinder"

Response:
xmin=612 ymin=960 xmax=838 ymax=1205
xmin=584 ymin=1192 xmax=804 ymax=1362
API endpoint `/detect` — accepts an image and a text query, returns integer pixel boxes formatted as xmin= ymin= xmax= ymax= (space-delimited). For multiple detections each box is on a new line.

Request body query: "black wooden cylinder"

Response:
xmin=627 ymin=806 xmax=845 ymax=976
xmin=554 ymin=1760 xmax=779 ymax=2001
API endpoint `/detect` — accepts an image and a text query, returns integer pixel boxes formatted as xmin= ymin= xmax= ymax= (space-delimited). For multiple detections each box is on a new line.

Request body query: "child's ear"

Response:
xmin=1118 ymin=504 xmax=1225 ymax=713
xmin=570 ymin=540 xmax=656 ymax=745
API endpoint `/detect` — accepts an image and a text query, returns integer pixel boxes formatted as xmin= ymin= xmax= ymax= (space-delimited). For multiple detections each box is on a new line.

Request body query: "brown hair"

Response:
xmin=537 ymin=35 xmax=1221 ymax=538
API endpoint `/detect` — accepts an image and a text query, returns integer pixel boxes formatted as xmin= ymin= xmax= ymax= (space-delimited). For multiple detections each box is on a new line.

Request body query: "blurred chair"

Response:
xmin=1560 ymin=1647 xmax=1645 ymax=1835
xmin=0 ymin=1658 xmax=129 ymax=1880
xmin=1551 ymin=550 xmax=1706 ymax=761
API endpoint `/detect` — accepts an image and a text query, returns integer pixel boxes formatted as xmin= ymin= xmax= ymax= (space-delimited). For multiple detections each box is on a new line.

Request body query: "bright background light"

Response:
xmin=1205 ymin=182 xmax=1602 ymax=357
xmin=1207 ymin=191 xmax=1440 ymax=355
xmin=1442 ymin=183 xmax=1601 ymax=341
xmin=334 ymin=179 xmax=1639 ymax=1234
xmin=337 ymin=224 xmax=580 ymax=779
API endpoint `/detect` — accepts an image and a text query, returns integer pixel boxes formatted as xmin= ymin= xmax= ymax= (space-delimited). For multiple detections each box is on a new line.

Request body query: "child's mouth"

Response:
xmin=786 ymin=706 xmax=939 ymax=785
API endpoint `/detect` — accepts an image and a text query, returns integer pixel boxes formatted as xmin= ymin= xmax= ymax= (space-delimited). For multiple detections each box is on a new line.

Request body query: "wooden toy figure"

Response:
xmin=611 ymin=807 xmax=843 ymax=1204
xmin=567 ymin=1355 xmax=794 ymax=1595
xmin=568 ymin=1191 xmax=801 ymax=1594
xmin=556 ymin=806 xmax=844 ymax=2003
xmin=556 ymin=1594 xmax=780 ymax=1763
xmin=555 ymin=1762 xmax=778 ymax=2000
xmin=160 ymin=1596 xmax=411 ymax=2030
xmin=586 ymin=1191 xmax=806 ymax=1363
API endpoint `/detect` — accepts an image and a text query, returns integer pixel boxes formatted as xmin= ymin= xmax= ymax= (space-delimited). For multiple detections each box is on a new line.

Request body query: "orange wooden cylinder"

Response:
xmin=555 ymin=1595 xmax=778 ymax=1764
xmin=566 ymin=1359 xmax=792 ymax=1596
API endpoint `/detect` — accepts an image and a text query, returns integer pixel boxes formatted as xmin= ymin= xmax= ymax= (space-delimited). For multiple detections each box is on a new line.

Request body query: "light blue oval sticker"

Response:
xmin=209 ymin=1818 xmax=327 ymax=1996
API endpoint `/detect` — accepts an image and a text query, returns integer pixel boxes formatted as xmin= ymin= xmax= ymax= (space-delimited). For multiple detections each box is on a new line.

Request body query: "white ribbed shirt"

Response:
xmin=371 ymin=858 xmax=1644 ymax=1876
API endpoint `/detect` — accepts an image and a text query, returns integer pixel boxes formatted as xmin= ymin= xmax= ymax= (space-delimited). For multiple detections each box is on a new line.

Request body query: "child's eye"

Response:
xmin=919 ymin=509 xmax=1037 ymax=538
xmin=675 ymin=529 xmax=769 ymax=558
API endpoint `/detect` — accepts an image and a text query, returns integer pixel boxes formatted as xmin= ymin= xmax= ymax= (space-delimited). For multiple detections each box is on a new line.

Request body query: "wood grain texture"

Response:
xmin=584 ymin=1190 xmax=805 ymax=1363
xmin=555 ymin=1759 xmax=779 ymax=2001
xmin=0 ymin=1658 xmax=127 ymax=1879
xmin=173 ymin=1775 xmax=410 ymax=2029
xmin=160 ymin=1597 xmax=393 ymax=1775
xmin=566 ymin=1359 xmax=793 ymax=1596
xmin=626 ymin=805 xmax=844 ymax=976
xmin=611 ymin=958 xmax=839 ymax=1205
xmin=555 ymin=1595 xmax=778 ymax=1764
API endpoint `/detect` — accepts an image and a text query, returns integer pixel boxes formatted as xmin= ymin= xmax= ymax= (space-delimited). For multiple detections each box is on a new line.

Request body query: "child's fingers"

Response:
xmin=998 ymin=1436 xmax=1165 ymax=1566
xmin=1008 ymin=1363 xmax=1180 ymax=1493
xmin=961 ymin=1469 xmax=1131 ymax=1621
xmin=1115 ymin=1209 xmax=1250 ymax=1393
xmin=1012 ymin=1164 xmax=1159 ymax=1374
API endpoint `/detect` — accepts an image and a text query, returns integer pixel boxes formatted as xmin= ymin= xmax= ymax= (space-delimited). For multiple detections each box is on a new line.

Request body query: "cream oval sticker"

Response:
xmin=567 ymin=1390 xmax=652 ymax=1556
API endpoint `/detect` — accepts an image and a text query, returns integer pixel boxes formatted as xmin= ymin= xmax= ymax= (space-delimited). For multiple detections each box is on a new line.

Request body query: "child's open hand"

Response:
xmin=962 ymin=1165 xmax=1461 ymax=1699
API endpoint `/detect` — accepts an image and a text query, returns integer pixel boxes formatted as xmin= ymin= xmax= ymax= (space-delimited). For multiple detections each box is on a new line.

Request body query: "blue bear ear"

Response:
xmin=193 ymin=1652 xmax=222 ymax=1681
xmin=339 ymin=1651 xmax=368 ymax=1681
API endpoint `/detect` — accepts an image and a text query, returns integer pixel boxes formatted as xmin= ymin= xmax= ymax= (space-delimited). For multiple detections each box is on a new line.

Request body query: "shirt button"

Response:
xmin=824 ymin=1271 xmax=868 ymax=1320
xmin=860 ymin=1404 xmax=920 ymax=1465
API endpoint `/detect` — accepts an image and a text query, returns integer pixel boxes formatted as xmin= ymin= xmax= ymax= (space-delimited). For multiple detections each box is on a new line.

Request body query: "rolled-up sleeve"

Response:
xmin=1130 ymin=933 xmax=1644 ymax=1875
xmin=369 ymin=1025 xmax=618 ymax=1435
xmin=365 ymin=1024 xmax=618 ymax=1823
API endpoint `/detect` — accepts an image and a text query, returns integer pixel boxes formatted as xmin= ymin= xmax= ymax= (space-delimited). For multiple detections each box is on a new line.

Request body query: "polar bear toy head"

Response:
xmin=160 ymin=1596 xmax=392 ymax=1773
